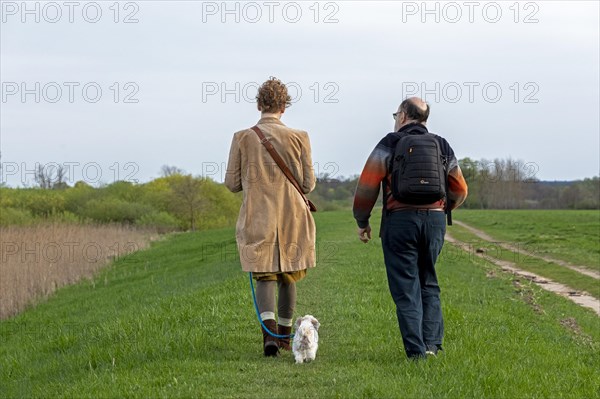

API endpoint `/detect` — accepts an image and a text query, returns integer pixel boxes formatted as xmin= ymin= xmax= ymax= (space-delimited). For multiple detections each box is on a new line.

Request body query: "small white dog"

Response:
xmin=292 ymin=315 xmax=320 ymax=364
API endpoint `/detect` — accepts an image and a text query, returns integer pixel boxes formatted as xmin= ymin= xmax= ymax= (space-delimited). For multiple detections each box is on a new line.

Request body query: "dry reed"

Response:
xmin=0 ymin=224 xmax=151 ymax=319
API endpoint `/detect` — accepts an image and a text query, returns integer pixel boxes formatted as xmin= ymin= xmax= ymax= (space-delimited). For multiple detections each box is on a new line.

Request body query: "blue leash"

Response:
xmin=249 ymin=272 xmax=294 ymax=339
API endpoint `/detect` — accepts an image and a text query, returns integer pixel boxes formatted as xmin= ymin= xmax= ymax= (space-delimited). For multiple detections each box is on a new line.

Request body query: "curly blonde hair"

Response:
xmin=256 ymin=77 xmax=292 ymax=113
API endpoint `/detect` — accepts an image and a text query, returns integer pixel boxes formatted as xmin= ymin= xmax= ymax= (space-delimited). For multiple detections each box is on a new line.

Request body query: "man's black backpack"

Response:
xmin=391 ymin=130 xmax=449 ymax=206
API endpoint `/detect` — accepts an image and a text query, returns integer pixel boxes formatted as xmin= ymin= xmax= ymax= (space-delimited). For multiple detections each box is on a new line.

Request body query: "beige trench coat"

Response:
xmin=225 ymin=116 xmax=316 ymax=273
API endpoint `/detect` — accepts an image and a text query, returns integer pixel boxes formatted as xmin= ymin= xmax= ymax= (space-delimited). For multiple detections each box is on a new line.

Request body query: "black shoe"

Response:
xmin=407 ymin=351 xmax=426 ymax=360
xmin=264 ymin=340 xmax=279 ymax=357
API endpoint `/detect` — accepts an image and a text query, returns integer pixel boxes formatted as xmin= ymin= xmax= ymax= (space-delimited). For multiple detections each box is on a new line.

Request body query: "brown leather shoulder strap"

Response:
xmin=251 ymin=125 xmax=311 ymax=208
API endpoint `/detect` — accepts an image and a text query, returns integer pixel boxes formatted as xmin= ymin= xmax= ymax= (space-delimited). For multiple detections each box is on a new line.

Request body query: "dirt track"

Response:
xmin=453 ymin=220 xmax=600 ymax=280
xmin=445 ymin=233 xmax=600 ymax=317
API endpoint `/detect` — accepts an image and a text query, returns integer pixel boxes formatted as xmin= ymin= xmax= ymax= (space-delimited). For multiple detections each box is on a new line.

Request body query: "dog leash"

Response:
xmin=249 ymin=272 xmax=295 ymax=339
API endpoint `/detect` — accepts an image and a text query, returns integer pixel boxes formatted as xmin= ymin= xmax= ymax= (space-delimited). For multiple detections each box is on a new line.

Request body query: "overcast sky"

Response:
xmin=1 ymin=0 xmax=598 ymax=187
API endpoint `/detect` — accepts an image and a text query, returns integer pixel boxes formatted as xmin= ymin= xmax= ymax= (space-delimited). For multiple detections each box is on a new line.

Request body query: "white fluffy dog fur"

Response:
xmin=292 ymin=315 xmax=320 ymax=364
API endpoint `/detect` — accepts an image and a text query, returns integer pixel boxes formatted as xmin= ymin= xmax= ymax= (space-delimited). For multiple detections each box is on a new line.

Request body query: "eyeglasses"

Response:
xmin=393 ymin=111 xmax=403 ymax=120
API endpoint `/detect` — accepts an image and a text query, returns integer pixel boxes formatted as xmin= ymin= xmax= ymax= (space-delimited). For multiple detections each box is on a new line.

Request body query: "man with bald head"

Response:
xmin=353 ymin=97 xmax=468 ymax=359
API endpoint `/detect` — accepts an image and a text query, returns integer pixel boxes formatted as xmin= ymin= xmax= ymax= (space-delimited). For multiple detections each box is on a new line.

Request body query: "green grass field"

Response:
xmin=1 ymin=211 xmax=599 ymax=398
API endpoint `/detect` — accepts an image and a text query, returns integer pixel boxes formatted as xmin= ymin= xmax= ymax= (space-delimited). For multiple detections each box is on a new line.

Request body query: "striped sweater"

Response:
xmin=353 ymin=123 xmax=468 ymax=229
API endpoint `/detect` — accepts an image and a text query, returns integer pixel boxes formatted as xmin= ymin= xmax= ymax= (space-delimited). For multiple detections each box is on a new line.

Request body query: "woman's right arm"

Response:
xmin=225 ymin=133 xmax=242 ymax=193
xmin=300 ymin=132 xmax=316 ymax=194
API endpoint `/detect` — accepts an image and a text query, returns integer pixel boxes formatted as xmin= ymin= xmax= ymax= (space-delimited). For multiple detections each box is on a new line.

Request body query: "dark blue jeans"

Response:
xmin=381 ymin=210 xmax=446 ymax=358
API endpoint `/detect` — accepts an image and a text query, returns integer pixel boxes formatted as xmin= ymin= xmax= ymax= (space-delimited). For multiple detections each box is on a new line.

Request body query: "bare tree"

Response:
xmin=161 ymin=165 xmax=184 ymax=177
xmin=34 ymin=164 xmax=68 ymax=189
xmin=35 ymin=164 xmax=52 ymax=189
xmin=53 ymin=165 xmax=69 ymax=189
xmin=169 ymin=174 xmax=204 ymax=231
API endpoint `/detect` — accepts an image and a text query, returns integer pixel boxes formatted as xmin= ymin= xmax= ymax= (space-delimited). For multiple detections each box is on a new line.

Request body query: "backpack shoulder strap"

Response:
xmin=426 ymin=131 xmax=453 ymax=225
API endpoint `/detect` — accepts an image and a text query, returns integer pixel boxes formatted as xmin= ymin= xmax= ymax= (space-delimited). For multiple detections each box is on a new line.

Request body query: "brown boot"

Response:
xmin=277 ymin=325 xmax=292 ymax=351
xmin=261 ymin=319 xmax=279 ymax=357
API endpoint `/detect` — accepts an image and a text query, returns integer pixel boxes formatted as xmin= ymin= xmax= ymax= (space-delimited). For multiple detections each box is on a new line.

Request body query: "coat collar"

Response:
xmin=257 ymin=116 xmax=286 ymax=126
xmin=397 ymin=122 xmax=428 ymax=134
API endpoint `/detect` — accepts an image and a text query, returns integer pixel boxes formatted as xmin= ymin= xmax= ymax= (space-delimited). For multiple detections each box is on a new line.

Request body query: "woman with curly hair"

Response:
xmin=225 ymin=77 xmax=316 ymax=357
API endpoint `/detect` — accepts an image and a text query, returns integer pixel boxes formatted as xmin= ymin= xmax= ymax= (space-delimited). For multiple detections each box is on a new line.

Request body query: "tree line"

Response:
xmin=457 ymin=158 xmax=599 ymax=209
xmin=0 ymin=166 xmax=241 ymax=231
xmin=1 ymin=158 xmax=597 ymax=229
xmin=308 ymin=157 xmax=599 ymax=210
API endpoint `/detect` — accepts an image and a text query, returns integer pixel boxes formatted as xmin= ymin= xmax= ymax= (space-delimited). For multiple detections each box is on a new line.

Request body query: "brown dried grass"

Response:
xmin=0 ymin=224 xmax=151 ymax=319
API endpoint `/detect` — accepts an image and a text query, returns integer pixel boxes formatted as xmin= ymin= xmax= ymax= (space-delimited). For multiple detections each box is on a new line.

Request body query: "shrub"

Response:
xmin=0 ymin=207 xmax=35 ymax=226
xmin=64 ymin=182 xmax=98 ymax=214
xmin=82 ymin=198 xmax=155 ymax=224
xmin=136 ymin=211 xmax=181 ymax=233
xmin=46 ymin=210 xmax=81 ymax=224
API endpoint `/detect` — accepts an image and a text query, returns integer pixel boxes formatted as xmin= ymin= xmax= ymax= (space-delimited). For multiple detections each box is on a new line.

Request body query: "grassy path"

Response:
xmin=1 ymin=211 xmax=599 ymax=398
xmin=453 ymin=210 xmax=600 ymax=271
xmin=453 ymin=220 xmax=600 ymax=279
xmin=449 ymin=220 xmax=600 ymax=299
xmin=445 ymin=233 xmax=600 ymax=316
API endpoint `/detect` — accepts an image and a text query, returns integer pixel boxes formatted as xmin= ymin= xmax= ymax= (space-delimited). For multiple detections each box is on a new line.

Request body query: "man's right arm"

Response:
xmin=353 ymin=140 xmax=391 ymax=228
